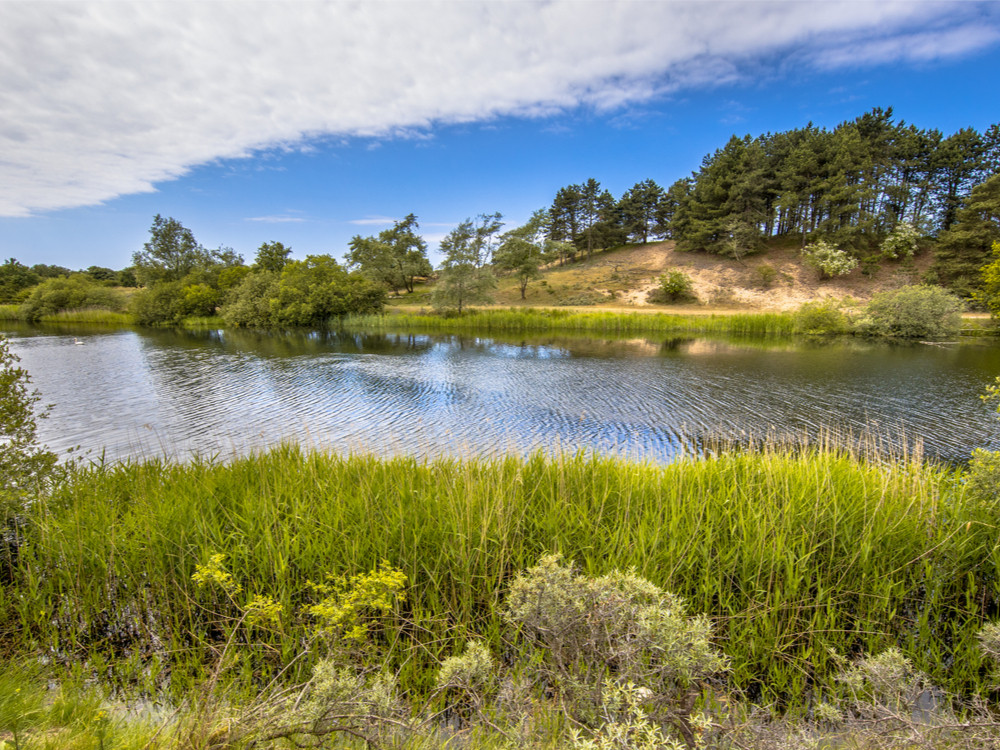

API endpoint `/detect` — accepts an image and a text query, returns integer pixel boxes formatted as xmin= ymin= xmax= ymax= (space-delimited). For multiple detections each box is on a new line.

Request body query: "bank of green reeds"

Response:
xmin=7 ymin=446 xmax=995 ymax=706
xmin=0 ymin=304 xmax=19 ymax=320
xmin=342 ymin=308 xmax=797 ymax=337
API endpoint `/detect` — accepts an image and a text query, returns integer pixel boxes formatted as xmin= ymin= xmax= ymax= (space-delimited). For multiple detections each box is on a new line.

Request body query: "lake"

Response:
xmin=3 ymin=323 xmax=999 ymax=464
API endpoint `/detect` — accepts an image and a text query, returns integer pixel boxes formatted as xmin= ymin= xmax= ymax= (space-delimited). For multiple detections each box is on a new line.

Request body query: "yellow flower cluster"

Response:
xmin=307 ymin=561 xmax=407 ymax=641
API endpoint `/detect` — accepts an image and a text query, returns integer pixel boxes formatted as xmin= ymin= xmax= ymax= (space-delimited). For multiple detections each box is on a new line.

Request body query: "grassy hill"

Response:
xmin=391 ymin=239 xmax=942 ymax=313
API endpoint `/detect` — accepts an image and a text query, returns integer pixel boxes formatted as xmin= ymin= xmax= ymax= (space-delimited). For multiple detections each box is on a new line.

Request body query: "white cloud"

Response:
xmin=0 ymin=1 xmax=996 ymax=216
xmin=349 ymin=216 xmax=399 ymax=226
xmin=246 ymin=215 xmax=307 ymax=223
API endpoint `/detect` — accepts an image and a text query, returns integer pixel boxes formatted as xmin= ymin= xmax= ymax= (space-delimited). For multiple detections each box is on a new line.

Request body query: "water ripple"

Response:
xmin=2 ymin=326 xmax=998 ymax=464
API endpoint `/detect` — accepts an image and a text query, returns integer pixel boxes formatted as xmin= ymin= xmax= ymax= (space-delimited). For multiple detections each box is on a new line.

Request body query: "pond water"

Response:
xmin=3 ymin=324 xmax=999 ymax=464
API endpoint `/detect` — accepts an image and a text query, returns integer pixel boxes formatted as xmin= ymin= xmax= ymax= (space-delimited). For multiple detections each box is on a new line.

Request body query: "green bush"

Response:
xmin=647 ymin=270 xmax=696 ymax=303
xmin=754 ymin=263 xmax=777 ymax=288
xmin=802 ymin=240 xmax=858 ymax=279
xmin=129 ymin=281 xmax=185 ymax=325
xmin=880 ymin=222 xmax=921 ymax=260
xmin=793 ymin=299 xmax=851 ymax=334
xmin=858 ymin=284 xmax=962 ymax=339
xmin=18 ymin=275 xmax=126 ymax=322
xmin=0 ymin=336 xmax=56 ymax=517
xmin=220 ymin=258 xmax=385 ymax=328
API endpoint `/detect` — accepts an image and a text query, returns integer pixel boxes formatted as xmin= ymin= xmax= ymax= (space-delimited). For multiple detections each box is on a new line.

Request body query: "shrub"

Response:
xmin=974 ymin=241 xmax=1000 ymax=318
xmin=859 ymin=284 xmax=962 ymax=339
xmin=793 ymin=299 xmax=851 ymax=335
xmin=801 ymin=240 xmax=858 ymax=279
xmin=754 ymin=263 xmax=777 ymax=288
xmin=647 ymin=270 xmax=696 ymax=303
xmin=880 ymin=222 xmax=921 ymax=260
xmin=18 ymin=275 xmax=126 ymax=322
xmin=0 ymin=337 xmax=57 ymax=509
xmin=129 ymin=281 xmax=185 ymax=325
xmin=503 ymin=554 xmax=726 ymax=728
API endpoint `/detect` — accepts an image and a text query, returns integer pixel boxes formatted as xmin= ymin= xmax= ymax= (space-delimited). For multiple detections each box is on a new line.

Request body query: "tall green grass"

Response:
xmin=342 ymin=308 xmax=797 ymax=337
xmin=7 ymin=446 xmax=995 ymax=705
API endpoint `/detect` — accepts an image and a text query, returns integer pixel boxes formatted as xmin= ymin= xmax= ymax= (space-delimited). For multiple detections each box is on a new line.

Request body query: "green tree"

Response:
xmin=345 ymin=214 xmax=432 ymax=294
xmin=84 ymin=266 xmax=117 ymax=283
xmin=255 ymin=241 xmax=292 ymax=273
xmin=0 ymin=259 xmax=40 ymax=304
xmin=975 ymin=241 xmax=1000 ymax=318
xmin=618 ymin=180 xmax=665 ymax=244
xmin=30 ymin=264 xmax=71 ymax=279
xmin=434 ymin=219 xmax=497 ymax=313
xmin=132 ymin=215 xmax=210 ymax=286
xmin=221 ymin=271 xmax=281 ymax=328
xmin=494 ymin=210 xmax=551 ymax=300
xmin=271 ymin=255 xmax=385 ymax=327
xmin=931 ymin=173 xmax=1000 ymax=296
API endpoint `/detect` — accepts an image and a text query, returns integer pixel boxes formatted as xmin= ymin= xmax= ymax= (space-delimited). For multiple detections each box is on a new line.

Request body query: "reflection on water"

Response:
xmin=3 ymin=323 xmax=998 ymax=464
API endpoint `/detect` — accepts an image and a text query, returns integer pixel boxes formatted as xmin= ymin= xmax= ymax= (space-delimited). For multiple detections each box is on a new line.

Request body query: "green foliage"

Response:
xmin=753 ymin=263 xmax=777 ymax=288
xmin=975 ymin=241 xmax=1000 ymax=317
xmin=618 ymin=179 xmax=667 ymax=244
xmin=504 ymin=554 xmax=726 ymax=700
xmin=271 ymin=255 xmax=386 ymax=326
xmin=965 ymin=377 xmax=1000 ymax=507
xmin=221 ymin=257 xmax=385 ymax=328
xmin=132 ymin=214 xmax=210 ymax=286
xmin=30 ymin=263 xmax=72 ymax=279
xmin=254 ymin=240 xmax=292 ymax=273
xmin=880 ymin=222 xmax=920 ymax=260
xmin=647 ymin=270 xmax=696 ymax=303
xmin=345 ymin=307 xmax=796 ymax=337
xmin=129 ymin=280 xmax=217 ymax=326
xmin=5 ymin=443 xmax=994 ymax=706
xmin=345 ymin=214 xmax=432 ymax=294
xmin=220 ymin=270 xmax=280 ymax=327
xmin=17 ymin=274 xmax=126 ymax=322
xmin=0 ymin=336 xmax=57 ymax=514
xmin=792 ymin=299 xmax=851 ymax=334
xmin=433 ymin=216 xmax=502 ymax=313
xmin=859 ymin=284 xmax=963 ymax=339
xmin=932 ymin=173 xmax=1000 ymax=296
xmin=306 ymin=561 xmax=407 ymax=642
xmin=801 ymin=240 xmax=858 ymax=278
xmin=436 ymin=641 xmax=496 ymax=694
xmin=966 ymin=448 xmax=1000 ymax=505
xmin=494 ymin=209 xmax=552 ymax=300
xmin=0 ymin=258 xmax=40 ymax=304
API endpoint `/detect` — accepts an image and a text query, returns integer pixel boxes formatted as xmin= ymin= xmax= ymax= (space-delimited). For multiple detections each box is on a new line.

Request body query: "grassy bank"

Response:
xmin=4 ymin=445 xmax=995 ymax=709
xmin=342 ymin=308 xmax=798 ymax=337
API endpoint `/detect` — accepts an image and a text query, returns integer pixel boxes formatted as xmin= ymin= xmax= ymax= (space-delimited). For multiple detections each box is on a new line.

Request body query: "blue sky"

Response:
xmin=1 ymin=2 xmax=999 ymax=270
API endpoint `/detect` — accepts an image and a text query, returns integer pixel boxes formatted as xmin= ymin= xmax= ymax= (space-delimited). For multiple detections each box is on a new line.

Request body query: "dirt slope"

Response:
xmin=574 ymin=240 xmax=933 ymax=312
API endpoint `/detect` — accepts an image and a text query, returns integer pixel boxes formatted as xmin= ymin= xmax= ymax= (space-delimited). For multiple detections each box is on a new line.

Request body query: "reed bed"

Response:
xmin=342 ymin=308 xmax=797 ymax=337
xmin=5 ymin=445 xmax=994 ymax=706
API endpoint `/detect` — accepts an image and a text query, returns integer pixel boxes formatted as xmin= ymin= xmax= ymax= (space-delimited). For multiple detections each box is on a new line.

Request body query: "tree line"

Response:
xmin=2 ymin=106 xmax=998 ymax=322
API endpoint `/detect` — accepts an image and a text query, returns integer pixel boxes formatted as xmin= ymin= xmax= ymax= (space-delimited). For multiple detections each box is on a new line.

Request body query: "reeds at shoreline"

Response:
xmin=7 ymin=443 xmax=992 ymax=705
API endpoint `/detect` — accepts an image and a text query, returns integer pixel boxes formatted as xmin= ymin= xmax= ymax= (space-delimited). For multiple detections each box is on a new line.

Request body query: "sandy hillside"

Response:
xmin=611 ymin=240 xmax=933 ymax=311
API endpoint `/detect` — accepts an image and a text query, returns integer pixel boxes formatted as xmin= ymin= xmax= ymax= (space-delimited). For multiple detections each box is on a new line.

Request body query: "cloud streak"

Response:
xmin=1 ymin=1 xmax=996 ymax=217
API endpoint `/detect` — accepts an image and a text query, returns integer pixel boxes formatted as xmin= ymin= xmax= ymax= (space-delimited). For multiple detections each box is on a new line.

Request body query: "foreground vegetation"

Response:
xmin=5 ymin=444 xmax=1000 ymax=748
xmin=6 ymin=330 xmax=1000 ymax=748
